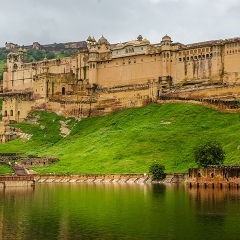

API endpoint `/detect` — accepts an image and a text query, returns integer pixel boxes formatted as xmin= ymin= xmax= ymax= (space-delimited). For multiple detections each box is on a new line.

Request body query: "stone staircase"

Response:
xmin=11 ymin=163 xmax=28 ymax=175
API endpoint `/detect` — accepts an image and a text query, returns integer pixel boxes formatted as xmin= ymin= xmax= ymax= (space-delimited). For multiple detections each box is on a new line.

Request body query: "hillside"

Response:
xmin=0 ymin=103 xmax=239 ymax=174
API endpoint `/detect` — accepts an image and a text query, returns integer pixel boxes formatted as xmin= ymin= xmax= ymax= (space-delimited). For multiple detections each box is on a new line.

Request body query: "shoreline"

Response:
xmin=0 ymin=173 xmax=188 ymax=188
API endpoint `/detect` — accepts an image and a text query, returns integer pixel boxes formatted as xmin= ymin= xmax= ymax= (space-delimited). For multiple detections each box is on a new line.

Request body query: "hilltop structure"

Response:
xmin=1 ymin=34 xmax=240 ymax=127
xmin=3 ymin=41 xmax=86 ymax=51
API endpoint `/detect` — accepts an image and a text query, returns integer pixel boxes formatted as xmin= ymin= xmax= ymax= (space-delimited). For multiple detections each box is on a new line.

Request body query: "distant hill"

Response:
xmin=0 ymin=103 xmax=239 ymax=174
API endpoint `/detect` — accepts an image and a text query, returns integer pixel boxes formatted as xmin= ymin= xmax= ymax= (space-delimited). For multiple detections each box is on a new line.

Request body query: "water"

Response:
xmin=0 ymin=183 xmax=240 ymax=240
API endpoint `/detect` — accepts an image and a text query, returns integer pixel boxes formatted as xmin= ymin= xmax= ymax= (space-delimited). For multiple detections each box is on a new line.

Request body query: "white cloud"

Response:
xmin=0 ymin=0 xmax=240 ymax=47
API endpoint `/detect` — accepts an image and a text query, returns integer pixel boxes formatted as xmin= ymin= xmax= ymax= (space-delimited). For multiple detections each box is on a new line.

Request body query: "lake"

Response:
xmin=0 ymin=183 xmax=239 ymax=240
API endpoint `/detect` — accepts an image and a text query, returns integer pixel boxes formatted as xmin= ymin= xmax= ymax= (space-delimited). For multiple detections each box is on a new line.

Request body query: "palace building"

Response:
xmin=2 ymin=34 xmax=240 ymax=124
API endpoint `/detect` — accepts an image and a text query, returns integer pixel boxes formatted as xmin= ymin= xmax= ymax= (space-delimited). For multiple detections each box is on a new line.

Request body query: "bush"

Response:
xmin=149 ymin=163 xmax=165 ymax=179
xmin=194 ymin=141 xmax=225 ymax=168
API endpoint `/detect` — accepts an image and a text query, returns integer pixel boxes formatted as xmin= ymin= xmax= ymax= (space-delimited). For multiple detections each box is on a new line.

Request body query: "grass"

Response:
xmin=0 ymin=164 xmax=14 ymax=175
xmin=0 ymin=103 xmax=239 ymax=174
xmin=0 ymin=60 xmax=5 ymax=79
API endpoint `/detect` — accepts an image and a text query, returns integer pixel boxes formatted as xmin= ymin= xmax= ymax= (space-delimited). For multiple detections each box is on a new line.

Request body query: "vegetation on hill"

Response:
xmin=0 ymin=164 xmax=14 ymax=174
xmin=0 ymin=60 xmax=6 ymax=80
xmin=27 ymin=49 xmax=78 ymax=62
xmin=0 ymin=103 xmax=239 ymax=175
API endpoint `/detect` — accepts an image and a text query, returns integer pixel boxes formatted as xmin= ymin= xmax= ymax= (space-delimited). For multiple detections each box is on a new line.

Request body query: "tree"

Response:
xmin=194 ymin=141 xmax=225 ymax=168
xmin=149 ymin=163 xmax=165 ymax=179
xmin=55 ymin=43 xmax=65 ymax=50
xmin=46 ymin=51 xmax=55 ymax=59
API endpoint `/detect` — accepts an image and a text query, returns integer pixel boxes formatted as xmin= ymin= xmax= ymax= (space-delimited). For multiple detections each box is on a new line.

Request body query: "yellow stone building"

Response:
xmin=2 ymin=34 xmax=240 ymax=124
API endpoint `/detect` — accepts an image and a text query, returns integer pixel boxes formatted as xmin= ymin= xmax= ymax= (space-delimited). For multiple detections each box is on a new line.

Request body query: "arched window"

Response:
xmin=62 ymin=87 xmax=66 ymax=95
xmin=4 ymin=110 xmax=7 ymax=117
xmin=10 ymin=110 xmax=13 ymax=116
xmin=13 ymin=63 xmax=18 ymax=70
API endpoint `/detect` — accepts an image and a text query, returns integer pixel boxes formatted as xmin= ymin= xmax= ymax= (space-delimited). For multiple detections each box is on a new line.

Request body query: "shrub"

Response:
xmin=149 ymin=163 xmax=165 ymax=179
xmin=194 ymin=141 xmax=225 ymax=168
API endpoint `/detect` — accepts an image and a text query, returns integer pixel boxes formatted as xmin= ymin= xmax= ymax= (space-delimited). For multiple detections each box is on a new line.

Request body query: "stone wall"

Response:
xmin=0 ymin=153 xmax=59 ymax=167
xmin=187 ymin=167 xmax=240 ymax=188
xmin=33 ymin=173 xmax=187 ymax=184
xmin=21 ymin=156 xmax=59 ymax=167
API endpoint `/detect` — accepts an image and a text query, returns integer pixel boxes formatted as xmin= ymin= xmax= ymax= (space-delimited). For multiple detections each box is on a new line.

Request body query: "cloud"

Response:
xmin=0 ymin=0 xmax=240 ymax=47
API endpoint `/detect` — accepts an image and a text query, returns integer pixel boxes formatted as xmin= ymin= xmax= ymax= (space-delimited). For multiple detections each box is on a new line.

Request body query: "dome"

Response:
xmin=22 ymin=49 xmax=27 ymax=53
xmin=18 ymin=47 xmax=23 ymax=52
xmin=126 ymin=40 xmax=140 ymax=46
xmin=162 ymin=34 xmax=172 ymax=42
xmin=87 ymin=36 xmax=92 ymax=42
xmin=97 ymin=35 xmax=110 ymax=45
xmin=141 ymin=38 xmax=150 ymax=44
xmin=116 ymin=42 xmax=124 ymax=48
xmin=87 ymin=36 xmax=96 ymax=42
xmin=43 ymin=56 xmax=48 ymax=62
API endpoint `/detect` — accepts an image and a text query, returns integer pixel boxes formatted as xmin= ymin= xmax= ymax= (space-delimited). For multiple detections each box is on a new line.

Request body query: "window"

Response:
xmin=10 ymin=110 xmax=13 ymax=116
xmin=4 ymin=110 xmax=7 ymax=117
xmin=62 ymin=87 xmax=66 ymax=95
xmin=179 ymin=58 xmax=182 ymax=62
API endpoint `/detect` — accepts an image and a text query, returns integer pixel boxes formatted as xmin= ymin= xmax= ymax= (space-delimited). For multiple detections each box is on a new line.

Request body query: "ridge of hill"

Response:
xmin=0 ymin=103 xmax=239 ymax=174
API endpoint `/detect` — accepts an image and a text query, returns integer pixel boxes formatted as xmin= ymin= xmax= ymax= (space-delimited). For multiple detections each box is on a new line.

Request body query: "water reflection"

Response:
xmin=188 ymin=187 xmax=240 ymax=240
xmin=0 ymin=183 xmax=239 ymax=240
xmin=152 ymin=183 xmax=166 ymax=197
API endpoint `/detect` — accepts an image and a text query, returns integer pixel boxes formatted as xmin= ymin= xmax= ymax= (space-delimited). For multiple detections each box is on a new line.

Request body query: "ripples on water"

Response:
xmin=0 ymin=183 xmax=239 ymax=240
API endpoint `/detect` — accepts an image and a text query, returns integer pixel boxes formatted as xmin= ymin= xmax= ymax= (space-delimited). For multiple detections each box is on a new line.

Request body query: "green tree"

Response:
xmin=55 ymin=43 xmax=65 ymax=50
xmin=32 ymin=50 xmax=45 ymax=61
xmin=149 ymin=163 xmax=165 ymax=179
xmin=194 ymin=141 xmax=225 ymax=168
xmin=46 ymin=51 xmax=55 ymax=59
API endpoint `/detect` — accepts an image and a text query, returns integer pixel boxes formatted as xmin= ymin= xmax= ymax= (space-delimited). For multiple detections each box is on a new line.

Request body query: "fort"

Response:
xmin=1 ymin=34 xmax=240 ymax=142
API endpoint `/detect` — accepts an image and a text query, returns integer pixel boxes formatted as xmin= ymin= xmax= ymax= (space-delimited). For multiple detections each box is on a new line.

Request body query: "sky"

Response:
xmin=1 ymin=0 xmax=240 ymax=48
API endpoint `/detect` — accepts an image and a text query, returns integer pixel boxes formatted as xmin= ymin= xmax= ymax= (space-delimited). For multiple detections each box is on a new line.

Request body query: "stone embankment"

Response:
xmin=0 ymin=172 xmax=188 ymax=188
xmin=0 ymin=175 xmax=35 ymax=188
xmin=34 ymin=173 xmax=188 ymax=184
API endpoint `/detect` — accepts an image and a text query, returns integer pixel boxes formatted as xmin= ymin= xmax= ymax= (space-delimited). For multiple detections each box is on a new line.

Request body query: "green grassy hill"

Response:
xmin=0 ymin=103 xmax=239 ymax=174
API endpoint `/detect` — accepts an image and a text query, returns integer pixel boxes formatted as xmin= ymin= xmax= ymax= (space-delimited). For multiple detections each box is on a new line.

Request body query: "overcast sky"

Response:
xmin=1 ymin=0 xmax=240 ymax=48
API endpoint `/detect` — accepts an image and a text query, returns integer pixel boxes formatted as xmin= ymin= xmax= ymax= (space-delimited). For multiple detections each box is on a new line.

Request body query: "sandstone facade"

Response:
xmin=2 ymin=34 xmax=240 ymax=124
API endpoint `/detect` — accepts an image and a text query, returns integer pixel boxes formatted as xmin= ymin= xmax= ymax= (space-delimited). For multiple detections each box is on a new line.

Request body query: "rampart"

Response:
xmin=0 ymin=153 xmax=59 ymax=167
xmin=187 ymin=166 xmax=240 ymax=188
